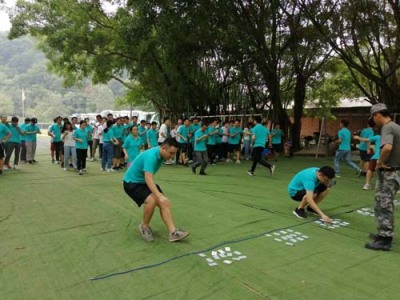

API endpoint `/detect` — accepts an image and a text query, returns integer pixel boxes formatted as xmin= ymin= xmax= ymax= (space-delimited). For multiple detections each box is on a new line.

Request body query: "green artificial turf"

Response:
xmin=1 ymin=142 xmax=399 ymax=299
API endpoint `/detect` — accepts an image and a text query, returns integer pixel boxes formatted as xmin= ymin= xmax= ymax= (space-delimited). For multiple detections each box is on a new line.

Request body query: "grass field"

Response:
xmin=1 ymin=139 xmax=400 ymax=300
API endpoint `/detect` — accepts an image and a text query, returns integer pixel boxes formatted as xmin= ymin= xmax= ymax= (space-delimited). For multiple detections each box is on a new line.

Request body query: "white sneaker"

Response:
xmin=100 ymin=168 xmax=105 ymax=171
xmin=63 ymin=168 xmax=67 ymax=171
xmin=90 ymin=158 xmax=94 ymax=162
xmin=3 ymin=165 xmax=9 ymax=170
xmin=236 ymin=160 xmax=241 ymax=164
xmin=12 ymin=165 xmax=19 ymax=170
xmin=363 ymin=184 xmax=372 ymax=190
xmin=270 ymin=165 xmax=276 ymax=176
xmin=226 ymin=159 xmax=232 ymax=162
xmin=107 ymin=168 xmax=115 ymax=172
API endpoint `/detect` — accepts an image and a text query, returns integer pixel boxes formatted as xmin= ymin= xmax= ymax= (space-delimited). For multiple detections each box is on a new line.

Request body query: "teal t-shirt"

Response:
xmin=49 ymin=123 xmax=62 ymax=142
xmin=251 ymin=124 xmax=267 ymax=147
xmin=228 ymin=127 xmax=242 ymax=144
xmin=138 ymin=125 xmax=147 ymax=144
xmin=112 ymin=124 xmax=124 ymax=139
xmin=271 ymin=129 xmax=283 ymax=144
xmin=194 ymin=128 xmax=208 ymax=151
xmin=288 ymin=167 xmax=320 ymax=197
xmin=189 ymin=123 xmax=201 ymax=142
xmin=73 ymin=128 xmax=88 ymax=149
xmin=20 ymin=123 xmax=28 ymax=141
xmin=207 ymin=126 xmax=218 ymax=145
xmin=103 ymin=128 xmax=114 ymax=142
xmin=123 ymin=146 xmax=164 ymax=183
xmin=369 ymin=135 xmax=381 ymax=160
xmin=85 ymin=124 xmax=93 ymax=141
xmin=24 ymin=124 xmax=40 ymax=142
xmin=216 ymin=127 xmax=223 ymax=144
xmin=177 ymin=125 xmax=189 ymax=143
xmin=338 ymin=128 xmax=351 ymax=151
xmin=359 ymin=127 xmax=374 ymax=151
xmin=123 ymin=135 xmax=143 ymax=163
xmin=0 ymin=123 xmax=11 ymax=141
xmin=7 ymin=124 xmax=21 ymax=143
xmin=146 ymin=129 xmax=158 ymax=147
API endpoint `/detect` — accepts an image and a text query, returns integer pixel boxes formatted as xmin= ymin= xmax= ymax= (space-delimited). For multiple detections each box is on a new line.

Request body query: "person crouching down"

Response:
xmin=288 ymin=166 xmax=336 ymax=224
xmin=123 ymin=137 xmax=189 ymax=242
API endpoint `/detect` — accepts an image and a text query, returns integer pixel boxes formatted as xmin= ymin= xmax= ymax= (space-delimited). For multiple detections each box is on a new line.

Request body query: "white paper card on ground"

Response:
xmin=266 ymin=230 xmax=309 ymax=246
xmin=200 ymin=247 xmax=247 ymax=266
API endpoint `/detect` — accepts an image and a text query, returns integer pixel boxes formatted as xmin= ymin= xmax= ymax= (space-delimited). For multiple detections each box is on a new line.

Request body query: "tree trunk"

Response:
xmin=291 ymin=74 xmax=307 ymax=150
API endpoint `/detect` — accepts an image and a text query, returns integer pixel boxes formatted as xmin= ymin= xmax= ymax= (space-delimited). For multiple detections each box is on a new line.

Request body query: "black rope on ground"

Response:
xmin=90 ymin=204 xmax=372 ymax=281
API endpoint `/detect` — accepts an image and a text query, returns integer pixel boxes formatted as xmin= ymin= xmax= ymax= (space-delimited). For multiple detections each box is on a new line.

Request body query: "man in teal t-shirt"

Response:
xmin=4 ymin=117 xmax=23 ymax=169
xmin=248 ymin=117 xmax=275 ymax=176
xmin=19 ymin=118 xmax=30 ymax=163
xmin=192 ymin=123 xmax=208 ymax=175
xmin=206 ymin=119 xmax=219 ymax=165
xmin=227 ymin=120 xmax=243 ymax=163
xmin=289 ymin=166 xmax=335 ymax=223
xmin=358 ymin=122 xmax=374 ymax=173
xmin=0 ymin=120 xmax=12 ymax=174
xmin=333 ymin=119 xmax=362 ymax=177
xmin=49 ymin=116 xmax=63 ymax=164
xmin=354 ymin=132 xmax=381 ymax=190
xmin=146 ymin=122 xmax=159 ymax=148
xmin=271 ymin=123 xmax=284 ymax=160
xmin=177 ymin=118 xmax=190 ymax=164
xmin=24 ymin=118 xmax=41 ymax=164
xmin=123 ymin=137 xmax=189 ymax=243
xmin=73 ymin=120 xmax=89 ymax=174
xmin=138 ymin=120 xmax=148 ymax=149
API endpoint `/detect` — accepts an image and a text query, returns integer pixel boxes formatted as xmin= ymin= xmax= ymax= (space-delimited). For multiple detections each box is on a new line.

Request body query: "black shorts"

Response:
xmin=290 ymin=184 xmax=328 ymax=202
xmin=113 ymin=139 xmax=123 ymax=158
xmin=0 ymin=142 xmax=4 ymax=159
xmin=179 ymin=143 xmax=188 ymax=153
xmin=272 ymin=143 xmax=282 ymax=153
xmin=228 ymin=143 xmax=240 ymax=152
xmin=359 ymin=150 xmax=371 ymax=162
xmin=123 ymin=181 xmax=163 ymax=207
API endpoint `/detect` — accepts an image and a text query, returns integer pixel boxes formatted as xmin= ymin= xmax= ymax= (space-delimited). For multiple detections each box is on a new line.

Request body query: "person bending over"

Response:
xmin=289 ymin=166 xmax=336 ymax=223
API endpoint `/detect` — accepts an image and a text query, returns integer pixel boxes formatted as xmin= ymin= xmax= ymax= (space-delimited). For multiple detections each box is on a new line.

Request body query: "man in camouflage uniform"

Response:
xmin=365 ymin=103 xmax=400 ymax=251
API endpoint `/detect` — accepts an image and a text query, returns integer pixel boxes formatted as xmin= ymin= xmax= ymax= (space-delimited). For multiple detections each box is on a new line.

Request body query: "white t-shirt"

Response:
xmin=93 ymin=122 xmax=101 ymax=139
xmin=63 ymin=131 xmax=75 ymax=147
xmin=98 ymin=124 xmax=106 ymax=143
xmin=222 ymin=126 xmax=229 ymax=143
xmin=158 ymin=124 xmax=168 ymax=143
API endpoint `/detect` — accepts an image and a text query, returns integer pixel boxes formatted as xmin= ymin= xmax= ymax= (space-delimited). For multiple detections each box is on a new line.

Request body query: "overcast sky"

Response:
xmin=0 ymin=0 xmax=16 ymax=32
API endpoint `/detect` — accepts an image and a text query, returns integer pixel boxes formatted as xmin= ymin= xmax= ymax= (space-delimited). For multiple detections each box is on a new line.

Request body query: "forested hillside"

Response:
xmin=0 ymin=33 xmax=126 ymax=121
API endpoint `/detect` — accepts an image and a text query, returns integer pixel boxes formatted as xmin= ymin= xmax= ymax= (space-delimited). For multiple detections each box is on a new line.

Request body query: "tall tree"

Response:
xmin=301 ymin=0 xmax=400 ymax=110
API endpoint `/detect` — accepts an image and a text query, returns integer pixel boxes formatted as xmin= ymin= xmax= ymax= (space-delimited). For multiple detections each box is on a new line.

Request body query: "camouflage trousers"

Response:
xmin=375 ymin=171 xmax=400 ymax=237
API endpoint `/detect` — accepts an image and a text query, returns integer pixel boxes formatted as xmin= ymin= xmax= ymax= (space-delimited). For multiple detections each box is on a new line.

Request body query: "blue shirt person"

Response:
xmin=123 ymin=138 xmax=189 ymax=242
xmin=333 ymin=119 xmax=361 ymax=177
xmin=123 ymin=126 xmax=143 ymax=164
xmin=146 ymin=122 xmax=159 ymax=148
xmin=289 ymin=166 xmax=336 ymax=224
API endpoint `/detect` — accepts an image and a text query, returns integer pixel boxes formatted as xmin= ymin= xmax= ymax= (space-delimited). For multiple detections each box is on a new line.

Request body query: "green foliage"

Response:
xmin=0 ymin=33 xmax=127 ymax=122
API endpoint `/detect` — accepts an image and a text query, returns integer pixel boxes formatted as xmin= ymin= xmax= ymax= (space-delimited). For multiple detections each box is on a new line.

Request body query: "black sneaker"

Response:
xmin=199 ymin=171 xmax=207 ymax=175
xmin=365 ymin=237 xmax=392 ymax=251
xmin=368 ymin=233 xmax=379 ymax=241
xmin=293 ymin=208 xmax=307 ymax=219
xmin=306 ymin=206 xmax=319 ymax=216
xmin=191 ymin=165 xmax=196 ymax=174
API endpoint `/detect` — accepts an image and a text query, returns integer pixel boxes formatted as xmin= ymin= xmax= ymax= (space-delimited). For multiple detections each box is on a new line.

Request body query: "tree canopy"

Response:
xmin=7 ymin=0 xmax=399 ymax=147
